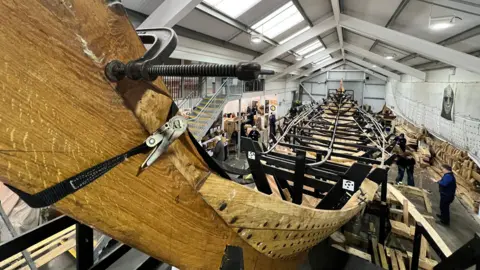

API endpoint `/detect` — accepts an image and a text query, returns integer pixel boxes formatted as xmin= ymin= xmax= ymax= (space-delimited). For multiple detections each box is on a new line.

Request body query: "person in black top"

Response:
xmin=395 ymin=147 xmax=415 ymax=186
xmin=212 ymin=136 xmax=225 ymax=162
xmin=246 ymin=106 xmax=251 ymax=114
xmin=248 ymin=126 xmax=260 ymax=141
xmin=431 ymin=164 xmax=457 ymax=225
xmin=240 ymin=121 xmax=247 ymax=138
xmin=394 ymin=133 xmax=407 ymax=151
xmin=247 ymin=112 xmax=254 ymax=126
xmin=251 ymin=106 xmax=257 ymax=116
xmin=269 ymin=113 xmax=276 ymax=138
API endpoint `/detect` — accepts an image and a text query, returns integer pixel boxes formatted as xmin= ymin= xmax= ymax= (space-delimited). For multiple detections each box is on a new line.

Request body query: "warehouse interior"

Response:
xmin=1 ymin=0 xmax=480 ymax=269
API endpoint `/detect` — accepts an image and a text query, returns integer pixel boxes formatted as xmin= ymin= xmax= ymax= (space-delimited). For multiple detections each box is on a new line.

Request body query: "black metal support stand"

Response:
xmin=293 ymin=150 xmax=306 ymax=205
xmin=242 ymin=137 xmax=272 ymax=194
xmin=220 ymin=246 xmax=244 ymax=269
xmin=76 ymin=222 xmax=94 ymax=270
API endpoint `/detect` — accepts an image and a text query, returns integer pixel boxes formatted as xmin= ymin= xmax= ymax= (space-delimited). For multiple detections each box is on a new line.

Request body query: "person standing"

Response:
xmin=431 ymin=164 xmax=456 ymax=225
xmin=269 ymin=113 xmax=276 ymax=138
xmin=212 ymin=136 xmax=225 ymax=162
xmin=248 ymin=126 xmax=260 ymax=141
xmin=394 ymin=147 xmax=415 ymax=186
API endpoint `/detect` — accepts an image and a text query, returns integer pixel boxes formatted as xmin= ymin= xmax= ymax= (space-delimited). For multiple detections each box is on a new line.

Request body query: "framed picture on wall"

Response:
xmin=441 ymin=84 xmax=455 ymax=122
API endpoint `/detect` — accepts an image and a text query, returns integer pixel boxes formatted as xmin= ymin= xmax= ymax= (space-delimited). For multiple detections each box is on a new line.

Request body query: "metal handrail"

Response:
xmin=177 ymin=89 xmax=199 ymax=109
xmin=188 ymin=80 xmax=228 ymax=122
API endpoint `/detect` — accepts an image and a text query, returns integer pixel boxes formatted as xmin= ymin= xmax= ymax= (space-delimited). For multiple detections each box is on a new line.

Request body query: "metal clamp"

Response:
xmin=137 ymin=116 xmax=188 ymax=175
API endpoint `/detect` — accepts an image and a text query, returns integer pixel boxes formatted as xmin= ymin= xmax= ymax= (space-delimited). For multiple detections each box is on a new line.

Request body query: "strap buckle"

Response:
xmin=137 ymin=116 xmax=188 ymax=175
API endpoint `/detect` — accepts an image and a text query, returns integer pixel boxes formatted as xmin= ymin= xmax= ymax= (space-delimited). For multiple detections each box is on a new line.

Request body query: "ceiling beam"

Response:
xmin=398 ymin=24 xmax=480 ymax=63
xmin=330 ymin=0 xmax=345 ymax=60
xmin=345 ymin=55 xmax=401 ymax=80
xmin=344 ymin=43 xmax=426 ymax=80
xmin=266 ymin=43 xmax=341 ymax=82
xmin=345 ymin=61 xmax=387 ymax=81
xmin=300 ymin=61 xmax=346 ymax=82
xmin=368 ymin=0 xmax=410 ymax=52
xmin=253 ymin=17 xmax=336 ymax=65
xmin=340 ymin=14 xmax=480 ymax=75
xmin=137 ymin=0 xmax=203 ymax=29
xmin=417 ymin=0 xmax=480 ymax=17
xmin=287 ymin=57 xmax=342 ymax=81
xmin=292 ymin=0 xmax=328 ymax=49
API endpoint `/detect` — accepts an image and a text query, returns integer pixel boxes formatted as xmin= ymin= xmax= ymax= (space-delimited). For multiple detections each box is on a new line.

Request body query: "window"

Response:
xmin=204 ymin=0 xmax=261 ymax=18
xmin=252 ymin=1 xmax=304 ymax=39
xmin=304 ymin=48 xmax=326 ymax=58
xmin=296 ymin=40 xmax=323 ymax=56
xmin=313 ymin=56 xmax=332 ymax=66
xmin=278 ymin=26 xmax=310 ymax=44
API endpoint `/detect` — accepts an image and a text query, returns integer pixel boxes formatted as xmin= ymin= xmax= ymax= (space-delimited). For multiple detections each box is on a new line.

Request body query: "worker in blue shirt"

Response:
xmin=431 ymin=164 xmax=457 ymax=225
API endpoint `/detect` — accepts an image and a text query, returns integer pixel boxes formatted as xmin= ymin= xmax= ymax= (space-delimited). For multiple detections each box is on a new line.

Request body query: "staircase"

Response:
xmin=187 ymin=78 xmax=243 ymax=140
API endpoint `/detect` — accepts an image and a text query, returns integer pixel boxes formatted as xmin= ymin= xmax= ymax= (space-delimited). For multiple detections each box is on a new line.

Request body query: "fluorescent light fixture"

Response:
xmin=372 ymin=65 xmax=377 ymax=68
xmin=278 ymin=26 xmax=310 ymax=44
xmin=304 ymin=47 xmax=326 ymax=58
xmin=312 ymin=56 xmax=332 ymax=66
xmin=252 ymin=1 xmax=304 ymax=38
xmin=295 ymin=55 xmax=303 ymax=61
xmin=204 ymin=0 xmax=261 ymax=18
xmin=296 ymin=40 xmax=323 ymax=56
xmin=428 ymin=15 xmax=460 ymax=31
xmin=251 ymin=34 xmax=262 ymax=44
xmin=384 ymin=53 xmax=396 ymax=60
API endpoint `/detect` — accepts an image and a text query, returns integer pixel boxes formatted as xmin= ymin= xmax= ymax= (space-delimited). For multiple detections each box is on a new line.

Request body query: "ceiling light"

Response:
xmin=428 ymin=15 xmax=461 ymax=31
xmin=251 ymin=34 xmax=262 ymax=44
xmin=203 ymin=0 xmax=262 ymax=19
xmin=372 ymin=65 xmax=377 ymax=68
xmin=295 ymin=55 xmax=303 ymax=61
xmin=384 ymin=53 xmax=396 ymax=60
xmin=304 ymin=47 xmax=326 ymax=58
xmin=251 ymin=1 xmax=304 ymax=38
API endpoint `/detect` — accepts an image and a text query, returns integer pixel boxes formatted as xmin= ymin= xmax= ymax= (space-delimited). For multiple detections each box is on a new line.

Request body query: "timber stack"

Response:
xmin=394 ymin=118 xmax=480 ymax=213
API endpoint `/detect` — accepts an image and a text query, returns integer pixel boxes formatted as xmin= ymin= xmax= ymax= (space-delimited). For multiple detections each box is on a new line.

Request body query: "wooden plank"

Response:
xmin=423 ymin=191 xmax=433 ymax=214
xmin=395 ymin=250 xmax=406 ymax=270
xmin=387 ymin=185 xmax=452 ymax=256
xmin=389 ymin=247 xmax=399 ymax=270
xmin=0 ymin=225 xmax=75 ymax=268
xmin=332 ymin=245 xmax=371 ymax=261
xmin=378 ymin=243 xmax=389 ymax=270
xmin=0 ymin=1 xmax=310 ymax=269
xmin=406 ymin=251 xmax=438 ymax=270
xmin=6 ymin=231 xmax=75 ymax=270
xmin=390 ymin=219 xmax=414 ymax=239
xmin=21 ymin=238 xmax=77 ymax=270
xmin=371 ymin=238 xmax=380 ymax=266
xmin=403 ymin=199 xmax=409 ymax=225
xmin=420 ymin=236 xmax=428 ymax=259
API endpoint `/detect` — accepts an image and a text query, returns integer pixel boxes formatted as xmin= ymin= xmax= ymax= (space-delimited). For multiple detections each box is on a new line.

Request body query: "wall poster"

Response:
xmin=441 ymin=84 xmax=455 ymax=121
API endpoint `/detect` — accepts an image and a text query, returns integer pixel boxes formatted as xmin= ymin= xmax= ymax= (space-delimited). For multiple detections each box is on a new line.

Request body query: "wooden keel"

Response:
xmin=0 ymin=1 xmax=303 ymax=269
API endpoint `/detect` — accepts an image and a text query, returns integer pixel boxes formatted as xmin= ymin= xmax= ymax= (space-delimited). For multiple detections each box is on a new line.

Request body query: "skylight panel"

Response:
xmin=296 ymin=40 xmax=322 ymax=56
xmin=313 ymin=56 xmax=332 ymax=65
xmin=278 ymin=26 xmax=310 ymax=44
xmin=252 ymin=1 xmax=304 ymax=39
xmin=304 ymin=47 xmax=326 ymax=58
xmin=204 ymin=0 xmax=261 ymax=18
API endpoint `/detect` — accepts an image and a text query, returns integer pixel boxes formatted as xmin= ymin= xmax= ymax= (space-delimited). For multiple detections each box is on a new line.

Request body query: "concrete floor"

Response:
xmin=388 ymin=164 xmax=480 ymax=252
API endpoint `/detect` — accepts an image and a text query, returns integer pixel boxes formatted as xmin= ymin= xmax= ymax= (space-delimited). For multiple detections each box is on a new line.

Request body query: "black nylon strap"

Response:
xmin=7 ymin=143 xmax=149 ymax=208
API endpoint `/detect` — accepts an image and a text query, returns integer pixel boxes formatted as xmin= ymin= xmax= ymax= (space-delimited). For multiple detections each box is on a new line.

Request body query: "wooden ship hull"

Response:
xmin=0 ymin=1 xmax=392 ymax=269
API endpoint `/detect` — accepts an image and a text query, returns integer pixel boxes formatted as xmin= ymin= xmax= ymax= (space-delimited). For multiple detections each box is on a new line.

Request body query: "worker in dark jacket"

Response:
xmin=394 ymin=133 xmax=407 ymax=152
xmin=212 ymin=136 xmax=225 ymax=162
xmin=248 ymin=126 xmax=260 ymax=141
xmin=269 ymin=113 xmax=276 ymax=138
xmin=431 ymin=164 xmax=457 ymax=225
xmin=395 ymin=147 xmax=414 ymax=186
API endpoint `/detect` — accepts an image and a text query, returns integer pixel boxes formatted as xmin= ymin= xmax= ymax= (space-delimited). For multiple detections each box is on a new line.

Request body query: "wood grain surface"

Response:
xmin=0 ymin=1 xmax=303 ymax=269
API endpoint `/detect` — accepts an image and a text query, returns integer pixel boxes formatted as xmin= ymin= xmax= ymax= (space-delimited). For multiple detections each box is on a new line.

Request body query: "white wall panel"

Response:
xmin=386 ymin=68 xmax=480 ymax=162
